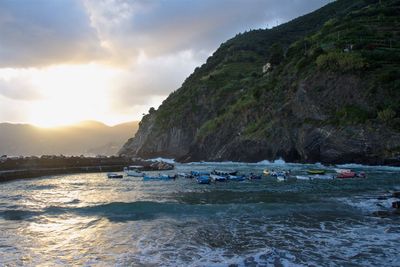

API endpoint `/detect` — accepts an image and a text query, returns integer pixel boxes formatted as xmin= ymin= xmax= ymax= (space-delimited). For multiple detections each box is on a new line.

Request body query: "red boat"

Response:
xmin=336 ymin=171 xmax=356 ymax=179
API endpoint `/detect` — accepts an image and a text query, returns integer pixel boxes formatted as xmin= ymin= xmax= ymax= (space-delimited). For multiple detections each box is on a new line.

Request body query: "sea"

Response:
xmin=0 ymin=160 xmax=399 ymax=266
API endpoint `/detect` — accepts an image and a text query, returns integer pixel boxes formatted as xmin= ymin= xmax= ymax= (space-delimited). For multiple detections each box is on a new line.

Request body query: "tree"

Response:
xmin=268 ymin=43 xmax=284 ymax=65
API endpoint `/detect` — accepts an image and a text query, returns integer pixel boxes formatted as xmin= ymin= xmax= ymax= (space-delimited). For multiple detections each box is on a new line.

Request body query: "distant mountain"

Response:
xmin=0 ymin=121 xmax=138 ymax=156
xmin=120 ymin=0 xmax=400 ymax=165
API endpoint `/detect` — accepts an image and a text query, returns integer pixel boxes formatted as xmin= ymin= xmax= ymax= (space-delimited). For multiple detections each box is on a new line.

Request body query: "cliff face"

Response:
xmin=120 ymin=0 xmax=400 ymax=165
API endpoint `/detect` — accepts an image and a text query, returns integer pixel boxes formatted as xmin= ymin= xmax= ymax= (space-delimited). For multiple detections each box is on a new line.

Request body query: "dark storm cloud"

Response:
xmin=0 ymin=0 xmax=330 ymax=67
xmin=0 ymin=0 xmax=104 ymax=67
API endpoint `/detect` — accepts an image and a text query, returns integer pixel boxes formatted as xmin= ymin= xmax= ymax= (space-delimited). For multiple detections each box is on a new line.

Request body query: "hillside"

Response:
xmin=0 ymin=121 xmax=138 ymax=156
xmin=119 ymin=0 xmax=400 ymax=165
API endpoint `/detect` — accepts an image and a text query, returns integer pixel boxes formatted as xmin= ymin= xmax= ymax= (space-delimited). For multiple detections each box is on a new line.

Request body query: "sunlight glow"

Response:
xmin=26 ymin=64 xmax=123 ymax=127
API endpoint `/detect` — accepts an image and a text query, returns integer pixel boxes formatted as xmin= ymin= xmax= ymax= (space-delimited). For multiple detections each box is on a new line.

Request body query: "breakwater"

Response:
xmin=0 ymin=156 xmax=174 ymax=182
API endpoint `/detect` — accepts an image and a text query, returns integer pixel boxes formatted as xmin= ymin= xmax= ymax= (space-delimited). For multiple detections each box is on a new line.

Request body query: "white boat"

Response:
xmin=210 ymin=174 xmax=227 ymax=182
xmin=276 ymin=175 xmax=286 ymax=182
xmin=309 ymin=174 xmax=334 ymax=180
xmin=296 ymin=175 xmax=311 ymax=180
xmin=124 ymin=166 xmax=145 ymax=177
xmin=334 ymin=168 xmax=352 ymax=174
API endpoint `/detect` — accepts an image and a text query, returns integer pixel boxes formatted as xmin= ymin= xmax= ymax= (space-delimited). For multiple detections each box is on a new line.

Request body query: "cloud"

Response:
xmin=83 ymin=0 xmax=330 ymax=63
xmin=0 ymin=0 xmax=105 ymax=67
xmin=0 ymin=0 xmax=331 ymax=124
xmin=111 ymin=50 xmax=202 ymax=111
xmin=0 ymin=77 xmax=42 ymax=101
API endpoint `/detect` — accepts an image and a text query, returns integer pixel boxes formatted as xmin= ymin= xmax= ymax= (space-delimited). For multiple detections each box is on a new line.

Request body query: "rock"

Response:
xmin=393 ymin=192 xmax=400 ymax=198
xmin=392 ymin=201 xmax=400 ymax=209
xmin=149 ymin=161 xmax=174 ymax=171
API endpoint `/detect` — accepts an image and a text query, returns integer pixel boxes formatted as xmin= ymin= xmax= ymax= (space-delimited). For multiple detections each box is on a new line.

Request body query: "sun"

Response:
xmin=27 ymin=64 xmax=122 ymax=127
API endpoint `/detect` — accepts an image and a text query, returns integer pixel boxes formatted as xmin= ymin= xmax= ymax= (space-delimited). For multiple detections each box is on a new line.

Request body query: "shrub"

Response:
xmin=316 ymin=52 xmax=367 ymax=72
xmin=377 ymin=108 xmax=396 ymax=123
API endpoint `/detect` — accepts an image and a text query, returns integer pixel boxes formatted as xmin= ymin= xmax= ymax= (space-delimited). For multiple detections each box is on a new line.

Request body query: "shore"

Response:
xmin=0 ymin=156 xmax=174 ymax=182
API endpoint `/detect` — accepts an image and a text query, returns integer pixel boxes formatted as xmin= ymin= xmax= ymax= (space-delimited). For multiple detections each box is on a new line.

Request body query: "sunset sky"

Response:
xmin=0 ymin=0 xmax=329 ymax=127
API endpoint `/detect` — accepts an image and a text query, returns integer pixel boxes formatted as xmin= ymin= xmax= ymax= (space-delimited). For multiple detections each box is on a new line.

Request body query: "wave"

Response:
xmin=0 ymin=200 xmax=359 ymax=222
xmin=148 ymin=157 xmax=176 ymax=164
xmin=336 ymin=163 xmax=400 ymax=172
xmin=185 ymin=158 xmax=288 ymax=165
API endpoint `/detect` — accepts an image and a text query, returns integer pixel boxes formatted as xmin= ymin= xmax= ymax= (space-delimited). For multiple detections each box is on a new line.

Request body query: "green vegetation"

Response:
xmin=139 ymin=0 xmax=400 ymax=147
xmin=316 ymin=52 xmax=367 ymax=72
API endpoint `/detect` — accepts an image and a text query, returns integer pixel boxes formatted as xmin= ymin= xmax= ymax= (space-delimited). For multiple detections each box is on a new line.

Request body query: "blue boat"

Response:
xmin=191 ymin=171 xmax=210 ymax=176
xmin=210 ymin=174 xmax=227 ymax=182
xmin=143 ymin=174 xmax=176 ymax=181
xmin=227 ymin=175 xmax=245 ymax=181
xmin=196 ymin=175 xmax=211 ymax=184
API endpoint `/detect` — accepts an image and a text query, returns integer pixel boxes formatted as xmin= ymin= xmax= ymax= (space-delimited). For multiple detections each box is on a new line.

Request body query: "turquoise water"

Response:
xmin=0 ymin=161 xmax=399 ymax=266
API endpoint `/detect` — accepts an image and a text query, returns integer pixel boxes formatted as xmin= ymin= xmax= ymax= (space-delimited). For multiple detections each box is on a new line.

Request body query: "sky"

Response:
xmin=0 ymin=0 xmax=330 ymax=127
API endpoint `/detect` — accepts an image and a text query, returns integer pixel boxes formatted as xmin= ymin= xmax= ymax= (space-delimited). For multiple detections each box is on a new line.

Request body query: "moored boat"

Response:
xmin=276 ymin=175 xmax=286 ymax=182
xmin=210 ymin=174 xmax=227 ymax=182
xmin=307 ymin=169 xmax=326 ymax=175
xmin=227 ymin=175 xmax=245 ymax=181
xmin=197 ymin=175 xmax=211 ymax=184
xmin=336 ymin=171 xmax=356 ymax=179
xmin=248 ymin=173 xmax=262 ymax=180
xmin=143 ymin=174 xmax=176 ymax=181
xmin=191 ymin=171 xmax=210 ymax=176
xmin=107 ymin=173 xmax=123 ymax=179
xmin=212 ymin=170 xmax=238 ymax=176
xmin=124 ymin=166 xmax=145 ymax=177
xmin=178 ymin=172 xmax=192 ymax=178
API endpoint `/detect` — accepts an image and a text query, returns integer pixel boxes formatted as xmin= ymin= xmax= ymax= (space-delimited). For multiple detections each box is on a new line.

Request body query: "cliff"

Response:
xmin=120 ymin=0 xmax=400 ymax=165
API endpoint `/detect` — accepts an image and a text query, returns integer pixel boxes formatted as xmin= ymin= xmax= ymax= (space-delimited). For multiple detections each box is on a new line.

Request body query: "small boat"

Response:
xmin=248 ymin=173 xmax=262 ymax=180
xmin=336 ymin=171 xmax=356 ymax=179
xmin=197 ymin=175 xmax=211 ymax=184
xmin=124 ymin=166 xmax=145 ymax=177
xmin=276 ymin=175 xmax=286 ymax=182
xmin=270 ymin=170 xmax=289 ymax=177
xmin=178 ymin=172 xmax=192 ymax=178
xmin=191 ymin=171 xmax=210 ymax=176
xmin=212 ymin=170 xmax=238 ymax=176
xmin=307 ymin=169 xmax=326 ymax=175
xmin=309 ymin=174 xmax=334 ymax=180
xmin=334 ymin=168 xmax=352 ymax=174
xmin=263 ymin=169 xmax=270 ymax=176
xmin=143 ymin=174 xmax=176 ymax=181
xmin=227 ymin=175 xmax=245 ymax=181
xmin=296 ymin=175 xmax=311 ymax=180
xmin=107 ymin=173 xmax=123 ymax=179
xmin=210 ymin=174 xmax=227 ymax=182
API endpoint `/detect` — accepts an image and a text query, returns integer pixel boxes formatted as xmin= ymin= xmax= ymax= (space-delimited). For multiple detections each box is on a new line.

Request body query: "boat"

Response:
xmin=143 ymin=174 xmax=176 ymax=181
xmin=196 ymin=175 xmax=211 ymax=184
xmin=336 ymin=171 xmax=357 ymax=179
xmin=210 ymin=174 xmax=227 ymax=182
xmin=334 ymin=168 xmax=352 ymax=174
xmin=296 ymin=175 xmax=311 ymax=180
xmin=107 ymin=173 xmax=123 ymax=179
xmin=212 ymin=170 xmax=238 ymax=176
xmin=124 ymin=166 xmax=145 ymax=177
xmin=263 ymin=169 xmax=270 ymax=176
xmin=309 ymin=174 xmax=334 ymax=180
xmin=227 ymin=175 xmax=245 ymax=181
xmin=191 ymin=171 xmax=210 ymax=176
xmin=307 ymin=169 xmax=326 ymax=175
xmin=276 ymin=175 xmax=286 ymax=182
xmin=248 ymin=173 xmax=262 ymax=180
xmin=178 ymin=172 xmax=192 ymax=178
xmin=270 ymin=170 xmax=289 ymax=177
